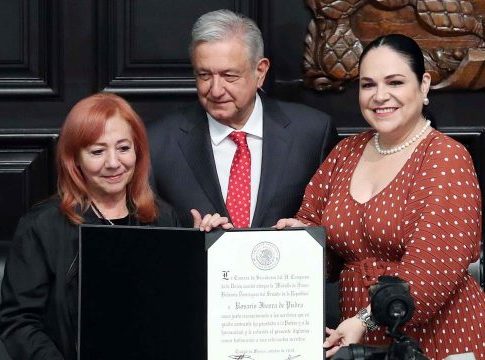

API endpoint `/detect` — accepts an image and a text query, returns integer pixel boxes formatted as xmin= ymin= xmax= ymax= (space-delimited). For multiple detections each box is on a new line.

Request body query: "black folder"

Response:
xmin=78 ymin=226 xmax=207 ymax=360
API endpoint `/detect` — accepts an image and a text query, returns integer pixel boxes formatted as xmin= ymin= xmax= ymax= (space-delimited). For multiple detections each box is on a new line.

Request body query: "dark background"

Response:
xmin=0 ymin=0 xmax=483 ymax=332
xmin=0 ymin=1 xmax=483 ymax=358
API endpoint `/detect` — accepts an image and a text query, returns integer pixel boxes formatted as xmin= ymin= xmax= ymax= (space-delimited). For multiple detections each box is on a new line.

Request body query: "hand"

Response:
xmin=191 ymin=209 xmax=234 ymax=232
xmin=323 ymin=327 xmax=341 ymax=357
xmin=272 ymin=218 xmax=307 ymax=229
xmin=323 ymin=318 xmax=366 ymax=358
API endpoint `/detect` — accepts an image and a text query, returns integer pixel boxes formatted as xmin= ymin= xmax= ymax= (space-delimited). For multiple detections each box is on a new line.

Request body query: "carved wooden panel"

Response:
xmin=97 ymin=0 xmax=261 ymax=95
xmin=0 ymin=132 xmax=58 ymax=243
xmin=0 ymin=133 xmax=56 ymax=314
xmin=304 ymin=0 xmax=485 ymax=91
xmin=0 ymin=0 xmax=60 ymax=96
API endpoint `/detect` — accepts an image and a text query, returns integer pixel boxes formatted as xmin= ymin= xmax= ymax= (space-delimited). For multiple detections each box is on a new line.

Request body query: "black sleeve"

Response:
xmin=319 ymin=115 xmax=339 ymax=164
xmin=155 ymin=198 xmax=183 ymax=227
xmin=0 ymin=215 xmax=65 ymax=360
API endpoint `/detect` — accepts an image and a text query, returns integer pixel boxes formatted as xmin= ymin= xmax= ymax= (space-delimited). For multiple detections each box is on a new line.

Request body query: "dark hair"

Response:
xmin=359 ymin=34 xmax=425 ymax=83
xmin=359 ymin=34 xmax=434 ymax=123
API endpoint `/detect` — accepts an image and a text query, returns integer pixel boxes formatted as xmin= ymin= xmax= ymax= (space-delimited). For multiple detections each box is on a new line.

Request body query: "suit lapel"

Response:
xmin=177 ymin=109 xmax=227 ymax=215
xmin=252 ymin=98 xmax=293 ymax=227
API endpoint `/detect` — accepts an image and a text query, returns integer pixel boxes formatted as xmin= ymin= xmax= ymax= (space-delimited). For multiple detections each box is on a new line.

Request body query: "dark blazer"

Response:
xmin=148 ymin=96 xmax=337 ymax=227
xmin=0 ymin=198 xmax=178 ymax=360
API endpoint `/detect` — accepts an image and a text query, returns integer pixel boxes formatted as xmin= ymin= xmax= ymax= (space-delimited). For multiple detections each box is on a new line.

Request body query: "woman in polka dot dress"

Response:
xmin=275 ymin=34 xmax=485 ymax=359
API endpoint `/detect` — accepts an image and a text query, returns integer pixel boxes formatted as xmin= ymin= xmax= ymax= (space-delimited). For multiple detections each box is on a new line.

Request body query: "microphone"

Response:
xmin=369 ymin=276 xmax=415 ymax=330
xmin=331 ymin=276 xmax=428 ymax=360
xmin=333 ymin=344 xmax=387 ymax=360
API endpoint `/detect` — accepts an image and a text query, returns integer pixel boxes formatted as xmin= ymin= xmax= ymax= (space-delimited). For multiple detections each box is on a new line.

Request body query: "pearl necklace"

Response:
xmin=373 ymin=120 xmax=431 ymax=155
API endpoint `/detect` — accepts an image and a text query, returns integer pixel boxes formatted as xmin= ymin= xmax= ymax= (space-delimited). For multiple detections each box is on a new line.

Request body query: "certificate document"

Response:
xmin=207 ymin=228 xmax=325 ymax=360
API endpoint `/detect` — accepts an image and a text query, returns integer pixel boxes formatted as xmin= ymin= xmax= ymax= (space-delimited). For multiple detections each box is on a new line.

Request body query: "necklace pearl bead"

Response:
xmin=373 ymin=120 xmax=431 ymax=155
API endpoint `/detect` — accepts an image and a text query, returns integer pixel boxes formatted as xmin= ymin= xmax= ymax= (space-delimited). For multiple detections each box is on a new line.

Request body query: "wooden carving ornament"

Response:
xmin=303 ymin=0 xmax=485 ymax=90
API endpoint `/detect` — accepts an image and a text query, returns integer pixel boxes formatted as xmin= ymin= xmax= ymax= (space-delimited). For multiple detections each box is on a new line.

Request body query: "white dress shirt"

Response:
xmin=207 ymin=94 xmax=263 ymax=225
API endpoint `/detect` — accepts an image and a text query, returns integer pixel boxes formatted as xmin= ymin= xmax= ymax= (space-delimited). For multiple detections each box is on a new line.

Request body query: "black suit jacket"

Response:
xmin=148 ymin=96 xmax=337 ymax=227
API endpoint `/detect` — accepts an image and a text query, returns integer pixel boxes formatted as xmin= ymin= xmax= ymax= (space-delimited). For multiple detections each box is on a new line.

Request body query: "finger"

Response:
xmin=205 ymin=213 xmax=221 ymax=232
xmin=273 ymin=218 xmax=289 ymax=229
xmin=323 ymin=331 xmax=341 ymax=348
xmin=211 ymin=216 xmax=234 ymax=231
xmin=221 ymin=222 xmax=234 ymax=229
xmin=325 ymin=345 xmax=342 ymax=358
xmin=210 ymin=216 xmax=229 ymax=227
xmin=288 ymin=219 xmax=306 ymax=227
xmin=200 ymin=213 xmax=213 ymax=231
xmin=211 ymin=213 xmax=221 ymax=222
xmin=191 ymin=209 xmax=202 ymax=229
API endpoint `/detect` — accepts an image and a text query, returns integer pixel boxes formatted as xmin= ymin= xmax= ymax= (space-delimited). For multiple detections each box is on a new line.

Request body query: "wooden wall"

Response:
xmin=0 ymin=0 xmax=483 ymax=286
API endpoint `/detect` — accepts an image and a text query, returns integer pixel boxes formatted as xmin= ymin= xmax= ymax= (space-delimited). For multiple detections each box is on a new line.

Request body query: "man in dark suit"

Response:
xmin=148 ymin=9 xmax=337 ymax=229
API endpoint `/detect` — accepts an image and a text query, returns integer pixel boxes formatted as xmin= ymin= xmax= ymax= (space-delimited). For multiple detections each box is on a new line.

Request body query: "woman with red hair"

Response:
xmin=0 ymin=93 xmax=230 ymax=360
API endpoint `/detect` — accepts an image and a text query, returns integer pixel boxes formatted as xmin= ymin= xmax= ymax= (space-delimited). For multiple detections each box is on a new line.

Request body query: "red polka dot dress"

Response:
xmin=297 ymin=130 xmax=485 ymax=359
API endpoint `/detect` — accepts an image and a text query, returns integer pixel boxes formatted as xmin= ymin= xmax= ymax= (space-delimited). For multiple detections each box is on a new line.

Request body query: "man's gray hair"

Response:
xmin=189 ymin=9 xmax=264 ymax=67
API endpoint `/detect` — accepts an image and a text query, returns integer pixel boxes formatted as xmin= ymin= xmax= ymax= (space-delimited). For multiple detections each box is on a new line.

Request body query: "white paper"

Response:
xmin=207 ymin=229 xmax=324 ymax=360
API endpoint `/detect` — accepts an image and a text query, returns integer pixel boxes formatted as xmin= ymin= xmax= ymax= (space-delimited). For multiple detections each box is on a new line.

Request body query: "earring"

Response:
xmin=423 ymin=97 xmax=430 ymax=106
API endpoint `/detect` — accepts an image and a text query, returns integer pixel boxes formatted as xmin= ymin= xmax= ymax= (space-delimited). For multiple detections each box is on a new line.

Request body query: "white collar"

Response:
xmin=208 ymin=94 xmax=263 ymax=145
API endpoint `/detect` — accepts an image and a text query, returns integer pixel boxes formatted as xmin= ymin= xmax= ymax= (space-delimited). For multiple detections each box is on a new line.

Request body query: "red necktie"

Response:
xmin=226 ymin=131 xmax=251 ymax=228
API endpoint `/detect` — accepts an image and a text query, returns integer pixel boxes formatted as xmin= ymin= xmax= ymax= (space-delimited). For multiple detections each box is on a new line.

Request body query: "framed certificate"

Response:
xmin=206 ymin=228 xmax=325 ymax=360
xmin=78 ymin=226 xmax=324 ymax=360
